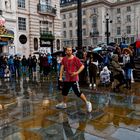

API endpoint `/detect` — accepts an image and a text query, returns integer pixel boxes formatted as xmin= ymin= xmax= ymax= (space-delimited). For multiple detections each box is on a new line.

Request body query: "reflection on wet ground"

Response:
xmin=0 ymin=75 xmax=140 ymax=140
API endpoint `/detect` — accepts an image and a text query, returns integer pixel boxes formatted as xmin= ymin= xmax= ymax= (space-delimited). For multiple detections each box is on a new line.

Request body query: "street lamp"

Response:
xmin=105 ymin=13 xmax=112 ymax=45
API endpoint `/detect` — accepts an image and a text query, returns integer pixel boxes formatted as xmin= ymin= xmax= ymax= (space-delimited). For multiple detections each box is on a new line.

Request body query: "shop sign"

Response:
xmin=39 ymin=47 xmax=51 ymax=54
xmin=40 ymin=39 xmax=53 ymax=47
xmin=0 ymin=41 xmax=8 ymax=45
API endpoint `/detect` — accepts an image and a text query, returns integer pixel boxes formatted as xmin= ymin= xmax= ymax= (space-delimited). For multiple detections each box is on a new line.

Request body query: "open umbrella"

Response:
xmin=104 ymin=46 xmax=116 ymax=52
xmin=33 ymin=51 xmax=41 ymax=55
xmin=108 ymin=42 xmax=116 ymax=47
xmin=93 ymin=47 xmax=102 ymax=52
xmin=52 ymin=50 xmax=65 ymax=56
xmin=87 ymin=51 xmax=103 ymax=63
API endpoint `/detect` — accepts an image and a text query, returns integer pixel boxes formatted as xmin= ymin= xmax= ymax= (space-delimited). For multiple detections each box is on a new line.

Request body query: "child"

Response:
xmin=100 ymin=66 xmax=111 ymax=86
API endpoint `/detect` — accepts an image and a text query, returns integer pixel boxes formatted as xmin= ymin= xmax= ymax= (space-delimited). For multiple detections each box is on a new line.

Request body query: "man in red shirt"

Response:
xmin=56 ymin=46 xmax=92 ymax=112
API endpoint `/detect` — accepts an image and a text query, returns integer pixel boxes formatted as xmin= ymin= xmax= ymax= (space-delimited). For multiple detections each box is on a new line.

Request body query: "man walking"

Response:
xmin=56 ymin=46 xmax=92 ymax=112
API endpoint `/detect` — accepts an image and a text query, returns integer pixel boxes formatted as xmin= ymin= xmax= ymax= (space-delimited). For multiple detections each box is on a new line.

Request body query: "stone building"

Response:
xmin=0 ymin=0 xmax=61 ymax=56
xmin=60 ymin=0 xmax=140 ymax=48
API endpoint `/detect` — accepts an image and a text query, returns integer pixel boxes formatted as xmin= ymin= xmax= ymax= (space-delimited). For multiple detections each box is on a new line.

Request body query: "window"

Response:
xmin=69 ymin=30 xmax=72 ymax=38
xmin=40 ymin=20 xmax=50 ymax=34
xmin=63 ymin=22 xmax=66 ymax=28
xmin=69 ymin=13 xmax=72 ymax=18
xmin=18 ymin=0 xmax=25 ymax=8
xmin=114 ymin=38 xmax=117 ymax=43
xmin=117 ymin=8 xmax=121 ymax=14
xmin=83 ymin=10 xmax=86 ymax=15
xmin=126 ymin=15 xmax=131 ymax=22
xmin=63 ymin=14 xmax=66 ymax=19
xmin=131 ymin=37 xmax=134 ymax=43
xmin=18 ymin=17 xmax=26 ymax=30
xmin=82 ymin=28 xmax=86 ymax=36
xmin=75 ymin=29 xmax=77 ymax=36
xmin=92 ymin=16 xmax=97 ymax=28
xmin=117 ymin=27 xmax=121 ymax=35
xmin=118 ymin=38 xmax=121 ymax=44
xmin=126 ymin=26 xmax=131 ymax=34
xmin=34 ymin=38 xmax=38 ymax=51
xmin=69 ymin=21 xmax=72 ymax=27
xmin=75 ymin=20 xmax=77 ymax=26
xmin=92 ymin=8 xmax=97 ymax=14
xmin=127 ymin=6 xmax=131 ymax=12
xmin=63 ymin=31 xmax=66 ymax=38
xmin=83 ymin=18 xmax=86 ymax=25
xmin=117 ymin=17 xmax=121 ymax=23
xmin=83 ymin=39 xmax=87 ymax=46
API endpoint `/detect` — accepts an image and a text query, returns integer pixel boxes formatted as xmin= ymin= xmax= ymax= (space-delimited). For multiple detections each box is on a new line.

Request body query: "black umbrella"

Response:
xmin=52 ymin=50 xmax=65 ymax=56
xmin=87 ymin=51 xmax=103 ymax=63
xmin=108 ymin=42 xmax=116 ymax=47
xmin=33 ymin=52 xmax=41 ymax=55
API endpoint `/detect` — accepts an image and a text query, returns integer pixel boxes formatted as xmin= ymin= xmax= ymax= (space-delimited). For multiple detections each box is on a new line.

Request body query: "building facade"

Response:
xmin=0 ymin=0 xmax=17 ymax=55
xmin=0 ymin=0 xmax=61 ymax=56
xmin=17 ymin=0 xmax=61 ymax=56
xmin=60 ymin=0 xmax=140 ymax=48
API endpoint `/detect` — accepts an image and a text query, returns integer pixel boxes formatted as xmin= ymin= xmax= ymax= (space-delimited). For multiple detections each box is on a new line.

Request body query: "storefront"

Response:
xmin=39 ymin=33 xmax=55 ymax=54
xmin=0 ymin=25 xmax=14 ymax=55
xmin=0 ymin=14 xmax=14 ymax=55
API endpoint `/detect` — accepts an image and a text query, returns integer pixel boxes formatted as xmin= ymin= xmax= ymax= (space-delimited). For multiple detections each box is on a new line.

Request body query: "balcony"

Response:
xmin=90 ymin=31 xmax=99 ymax=37
xmin=37 ymin=4 xmax=56 ymax=16
xmin=40 ymin=32 xmax=55 ymax=40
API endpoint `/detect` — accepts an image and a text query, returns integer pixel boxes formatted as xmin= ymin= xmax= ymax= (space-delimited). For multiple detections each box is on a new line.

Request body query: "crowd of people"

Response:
xmin=0 ymin=53 xmax=56 ymax=79
xmin=0 ymin=43 xmax=136 ymax=93
xmin=82 ymin=44 xmax=135 ymax=92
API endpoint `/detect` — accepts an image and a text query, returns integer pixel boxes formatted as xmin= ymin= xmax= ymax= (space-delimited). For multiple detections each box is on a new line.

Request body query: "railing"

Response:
xmin=90 ymin=31 xmax=99 ymax=37
xmin=40 ymin=32 xmax=55 ymax=40
xmin=37 ymin=4 xmax=56 ymax=16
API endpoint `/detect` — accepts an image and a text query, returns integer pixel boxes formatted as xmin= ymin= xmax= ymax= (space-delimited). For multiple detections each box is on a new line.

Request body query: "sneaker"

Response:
xmin=56 ymin=102 xmax=67 ymax=109
xmin=86 ymin=101 xmax=92 ymax=113
xmin=93 ymin=84 xmax=96 ymax=88
xmin=89 ymin=83 xmax=92 ymax=87
xmin=131 ymin=80 xmax=134 ymax=83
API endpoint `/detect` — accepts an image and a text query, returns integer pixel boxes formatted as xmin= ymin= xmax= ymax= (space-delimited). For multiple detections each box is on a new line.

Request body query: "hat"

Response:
xmin=122 ymin=48 xmax=132 ymax=54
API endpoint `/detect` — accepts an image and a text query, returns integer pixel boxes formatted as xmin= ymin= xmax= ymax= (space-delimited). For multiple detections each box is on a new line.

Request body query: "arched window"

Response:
xmin=34 ymin=38 xmax=38 ymax=51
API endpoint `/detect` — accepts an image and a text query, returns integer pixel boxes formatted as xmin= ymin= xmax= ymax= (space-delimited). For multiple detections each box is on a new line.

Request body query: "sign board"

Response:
xmin=38 ymin=47 xmax=51 ymax=54
xmin=40 ymin=39 xmax=53 ymax=47
xmin=0 ymin=41 xmax=8 ymax=45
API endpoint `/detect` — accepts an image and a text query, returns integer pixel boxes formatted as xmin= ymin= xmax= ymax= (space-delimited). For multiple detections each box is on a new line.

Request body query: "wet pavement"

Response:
xmin=0 ymin=74 xmax=140 ymax=140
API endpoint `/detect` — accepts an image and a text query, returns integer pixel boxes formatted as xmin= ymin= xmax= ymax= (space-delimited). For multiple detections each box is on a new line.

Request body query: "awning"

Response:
xmin=0 ymin=30 xmax=14 ymax=38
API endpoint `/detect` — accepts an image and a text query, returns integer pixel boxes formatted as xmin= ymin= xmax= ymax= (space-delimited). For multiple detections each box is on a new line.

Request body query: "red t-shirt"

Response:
xmin=61 ymin=56 xmax=83 ymax=82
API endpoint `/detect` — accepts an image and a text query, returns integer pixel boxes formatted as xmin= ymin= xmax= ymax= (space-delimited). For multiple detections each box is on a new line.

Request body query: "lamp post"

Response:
xmin=76 ymin=0 xmax=83 ymax=59
xmin=105 ymin=13 xmax=112 ymax=45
